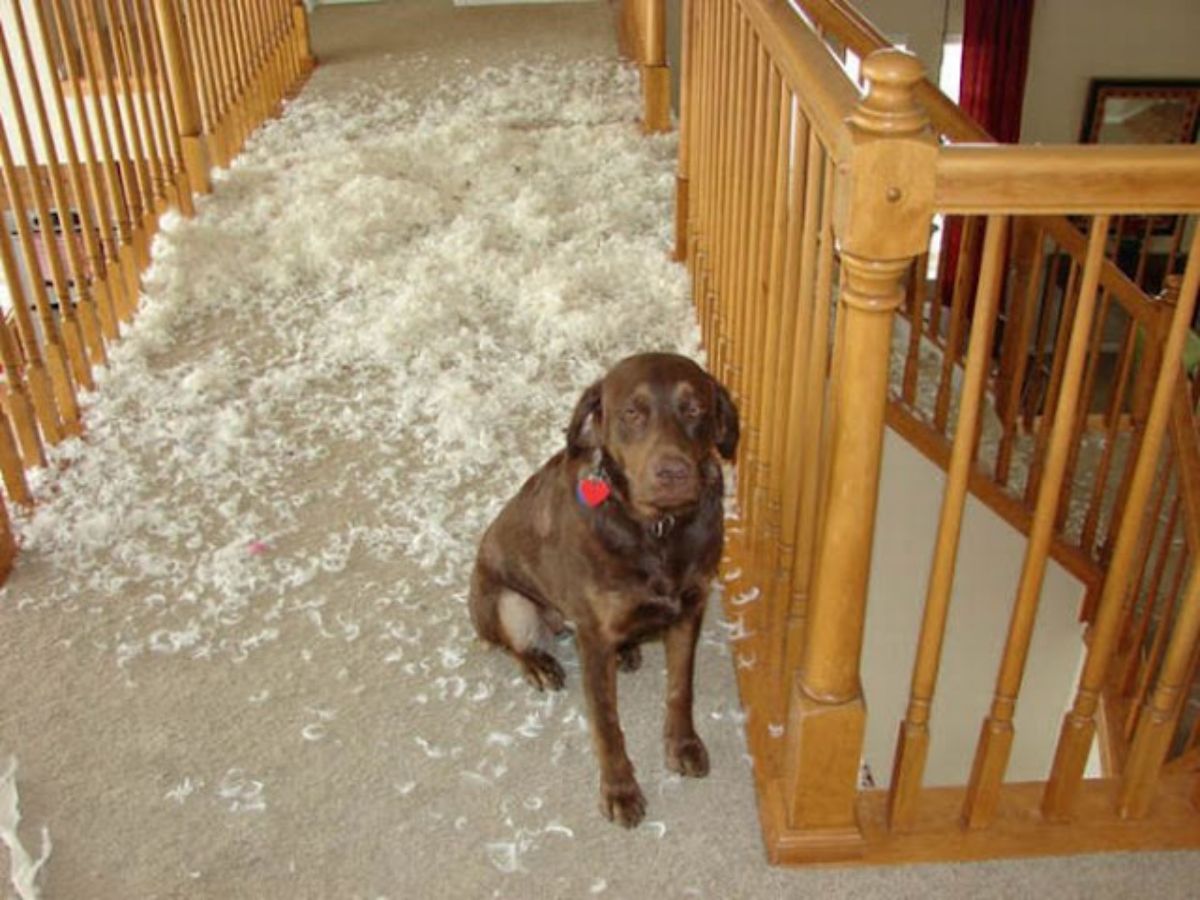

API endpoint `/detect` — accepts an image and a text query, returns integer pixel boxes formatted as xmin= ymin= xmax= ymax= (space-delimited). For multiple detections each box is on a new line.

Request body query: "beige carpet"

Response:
xmin=0 ymin=2 xmax=1197 ymax=898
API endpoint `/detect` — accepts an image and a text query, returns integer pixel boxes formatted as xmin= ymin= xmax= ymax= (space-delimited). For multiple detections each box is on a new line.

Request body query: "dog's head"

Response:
xmin=567 ymin=353 xmax=739 ymax=517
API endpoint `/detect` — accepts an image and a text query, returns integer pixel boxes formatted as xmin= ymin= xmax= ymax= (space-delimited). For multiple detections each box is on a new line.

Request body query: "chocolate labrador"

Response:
xmin=469 ymin=352 xmax=738 ymax=827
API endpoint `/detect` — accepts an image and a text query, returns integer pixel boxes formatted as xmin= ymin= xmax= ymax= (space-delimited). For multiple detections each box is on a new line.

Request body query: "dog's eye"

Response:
xmin=622 ymin=405 xmax=642 ymax=422
xmin=682 ymin=403 xmax=704 ymax=420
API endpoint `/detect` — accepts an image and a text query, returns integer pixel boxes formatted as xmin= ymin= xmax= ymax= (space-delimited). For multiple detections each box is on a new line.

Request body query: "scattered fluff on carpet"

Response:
xmin=0 ymin=758 xmax=51 ymax=900
xmin=8 ymin=59 xmax=699 ymax=666
xmin=1 ymin=59 xmax=765 ymax=886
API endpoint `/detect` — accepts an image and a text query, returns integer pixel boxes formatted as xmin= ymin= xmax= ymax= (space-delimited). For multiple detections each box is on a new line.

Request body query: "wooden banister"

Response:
xmin=936 ymin=145 xmax=1200 ymax=215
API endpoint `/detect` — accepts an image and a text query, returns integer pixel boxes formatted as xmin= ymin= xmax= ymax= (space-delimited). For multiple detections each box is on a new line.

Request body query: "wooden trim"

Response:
xmin=936 ymin=145 xmax=1200 ymax=215
xmin=758 ymin=773 xmax=1200 ymax=865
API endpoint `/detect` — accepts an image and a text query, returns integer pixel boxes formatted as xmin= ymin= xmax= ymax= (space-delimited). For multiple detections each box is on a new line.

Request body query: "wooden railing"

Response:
xmin=677 ymin=0 xmax=1200 ymax=864
xmin=616 ymin=0 xmax=669 ymax=133
xmin=0 ymin=0 xmax=314 ymax=576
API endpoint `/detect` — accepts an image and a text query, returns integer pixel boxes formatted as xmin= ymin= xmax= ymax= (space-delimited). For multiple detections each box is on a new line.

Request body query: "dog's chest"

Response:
xmin=592 ymin=568 xmax=703 ymax=645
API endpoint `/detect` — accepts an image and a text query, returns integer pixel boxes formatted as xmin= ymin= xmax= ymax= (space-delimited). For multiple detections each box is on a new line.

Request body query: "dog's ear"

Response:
xmin=567 ymin=381 xmax=603 ymax=455
xmin=713 ymin=379 xmax=740 ymax=461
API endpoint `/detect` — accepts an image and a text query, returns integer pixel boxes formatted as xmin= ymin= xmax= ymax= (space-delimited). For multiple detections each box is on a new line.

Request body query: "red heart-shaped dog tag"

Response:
xmin=577 ymin=476 xmax=611 ymax=508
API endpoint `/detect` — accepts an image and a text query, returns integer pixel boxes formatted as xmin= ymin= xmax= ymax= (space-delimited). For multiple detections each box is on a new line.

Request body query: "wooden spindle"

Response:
xmin=0 ymin=467 xmax=16 ymax=581
xmin=129 ymin=0 xmax=185 ymax=212
xmin=15 ymin=0 xmax=109 ymax=370
xmin=292 ymin=0 xmax=313 ymax=73
xmin=112 ymin=0 xmax=169 ymax=214
xmin=0 ymin=401 xmax=30 ymax=508
xmin=0 ymin=314 xmax=46 ymax=470
xmin=1041 ymin=225 xmax=1200 ymax=820
xmin=155 ymin=0 xmax=209 ymax=196
xmin=1124 ymin=522 xmax=1184 ymax=739
xmin=674 ymin=0 xmax=693 ymax=262
xmin=99 ymin=0 xmax=158 ymax=244
xmin=1079 ymin=316 xmax=1139 ymax=552
xmin=0 ymin=31 xmax=83 ymax=428
xmin=900 ymin=253 xmax=926 ymax=406
xmin=1 ymin=7 xmax=95 ymax=389
xmin=963 ymin=214 xmax=1111 ymax=829
xmin=933 ymin=215 xmax=978 ymax=433
xmin=42 ymin=0 xmax=124 ymax=342
xmin=70 ymin=0 xmax=141 ymax=317
xmin=889 ymin=215 xmax=1009 ymax=831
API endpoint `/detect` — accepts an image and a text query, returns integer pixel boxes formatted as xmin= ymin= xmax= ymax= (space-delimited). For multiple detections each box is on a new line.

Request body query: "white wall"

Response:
xmin=861 ymin=429 xmax=1095 ymax=788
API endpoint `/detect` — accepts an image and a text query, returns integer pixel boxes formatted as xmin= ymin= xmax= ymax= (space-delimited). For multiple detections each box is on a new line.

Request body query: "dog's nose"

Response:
xmin=655 ymin=456 xmax=693 ymax=484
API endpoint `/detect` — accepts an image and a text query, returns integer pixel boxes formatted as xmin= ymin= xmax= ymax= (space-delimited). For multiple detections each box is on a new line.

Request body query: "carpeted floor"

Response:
xmin=0 ymin=2 xmax=1197 ymax=897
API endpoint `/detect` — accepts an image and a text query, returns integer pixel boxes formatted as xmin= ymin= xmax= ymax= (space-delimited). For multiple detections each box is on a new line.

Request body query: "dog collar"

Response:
xmin=650 ymin=515 xmax=676 ymax=540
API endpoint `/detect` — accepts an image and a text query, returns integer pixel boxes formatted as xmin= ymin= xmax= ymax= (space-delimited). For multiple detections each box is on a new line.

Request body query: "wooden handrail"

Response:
xmin=742 ymin=0 xmax=858 ymax=163
xmin=937 ymin=145 xmax=1200 ymax=215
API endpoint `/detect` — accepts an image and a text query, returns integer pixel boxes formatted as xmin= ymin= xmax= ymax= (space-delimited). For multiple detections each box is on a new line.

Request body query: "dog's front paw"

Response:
xmin=599 ymin=775 xmax=646 ymax=828
xmin=665 ymin=733 xmax=710 ymax=778
xmin=518 ymin=649 xmax=565 ymax=692
xmin=617 ymin=644 xmax=642 ymax=673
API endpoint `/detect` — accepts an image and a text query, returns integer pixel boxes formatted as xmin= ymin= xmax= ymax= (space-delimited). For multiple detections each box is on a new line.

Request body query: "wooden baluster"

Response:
xmin=208 ymin=0 xmax=238 ymax=148
xmin=250 ymin=0 xmax=280 ymax=117
xmin=700 ymin=0 xmax=731 ymax=350
xmin=747 ymin=81 xmax=791 ymax=541
xmin=70 ymin=0 xmax=141 ymax=317
xmin=685 ymin=0 xmax=710 ymax=281
xmin=155 ymin=0 xmax=209 ymax=197
xmin=14 ymin=0 xmax=108 ymax=370
xmin=292 ymin=0 xmax=314 ymax=74
xmin=130 ymin=0 xmax=189 ymax=214
xmin=674 ymin=0 xmax=693 ymax=262
xmin=83 ymin=0 xmax=151 ymax=269
xmin=186 ymin=0 xmax=224 ymax=167
xmin=900 ymin=253 xmax=926 ymax=406
xmin=1055 ymin=288 xmax=1114 ymax=531
xmin=2 ymin=7 xmax=95 ymax=390
xmin=1041 ymin=225 xmax=1200 ymax=820
xmin=726 ymin=23 xmax=759 ymax=403
xmin=1117 ymin=456 xmax=1175 ymax=691
xmin=932 ymin=215 xmax=977 ymax=432
xmin=68 ymin=0 xmax=139 ymax=318
xmin=781 ymin=50 xmax=935 ymax=856
xmin=230 ymin=1 xmax=259 ymax=134
xmin=0 ymin=398 xmax=30 ymax=508
xmin=1079 ymin=314 xmax=1139 ymax=552
xmin=888 ymin=215 xmax=1008 ymax=831
xmin=111 ymin=0 xmax=168 ymax=218
xmin=765 ymin=127 xmax=819 ymax=716
xmin=641 ymin=0 xmax=668 ymax=133
xmin=1120 ymin=555 xmax=1200 ymax=818
xmin=1123 ymin=510 xmax=1184 ymax=738
xmin=712 ymin=5 xmax=743 ymax=380
xmin=0 ymin=30 xmax=83 ymax=427
xmin=0 ymin=196 xmax=61 ymax=448
xmin=99 ymin=0 xmax=158 ymax=248
xmin=993 ymin=219 xmax=1043 ymax=485
xmin=1024 ymin=253 xmax=1082 ymax=502
xmin=732 ymin=43 xmax=770 ymax=513
xmin=0 ymin=311 xmax=45 ymax=471
xmin=759 ymin=116 xmax=811 ymax=718
xmin=42 ymin=0 xmax=124 ymax=342
xmin=0 ymin=472 xmax=16 ymax=582
xmin=963 ymin=214 xmax=1110 ymax=829
xmin=182 ymin=0 xmax=214 ymax=137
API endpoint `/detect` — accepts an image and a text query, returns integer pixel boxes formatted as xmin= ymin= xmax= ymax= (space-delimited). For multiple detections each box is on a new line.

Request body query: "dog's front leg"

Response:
xmin=577 ymin=629 xmax=646 ymax=827
xmin=663 ymin=602 xmax=709 ymax=777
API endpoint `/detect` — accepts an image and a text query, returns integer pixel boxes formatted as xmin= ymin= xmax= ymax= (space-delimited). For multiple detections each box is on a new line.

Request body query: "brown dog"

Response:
xmin=469 ymin=352 xmax=738 ymax=827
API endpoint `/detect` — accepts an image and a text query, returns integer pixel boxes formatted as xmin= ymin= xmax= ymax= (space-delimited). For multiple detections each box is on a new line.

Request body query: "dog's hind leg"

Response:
xmin=469 ymin=560 xmax=565 ymax=691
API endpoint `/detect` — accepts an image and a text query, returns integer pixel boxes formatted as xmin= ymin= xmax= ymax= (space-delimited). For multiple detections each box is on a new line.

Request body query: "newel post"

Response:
xmin=154 ymin=0 xmax=209 ymax=198
xmin=780 ymin=50 xmax=935 ymax=857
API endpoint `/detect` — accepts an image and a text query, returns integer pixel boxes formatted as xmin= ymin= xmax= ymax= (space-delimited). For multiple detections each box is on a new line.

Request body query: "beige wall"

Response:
xmin=851 ymin=0 xmax=951 ymax=83
xmin=861 ymin=429 xmax=1096 ymax=787
xmin=1022 ymin=0 xmax=1200 ymax=144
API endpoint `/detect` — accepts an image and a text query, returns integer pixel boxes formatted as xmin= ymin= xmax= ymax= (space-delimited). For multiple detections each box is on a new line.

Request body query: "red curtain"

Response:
xmin=938 ymin=0 xmax=1036 ymax=310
